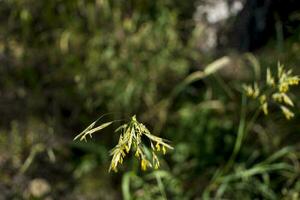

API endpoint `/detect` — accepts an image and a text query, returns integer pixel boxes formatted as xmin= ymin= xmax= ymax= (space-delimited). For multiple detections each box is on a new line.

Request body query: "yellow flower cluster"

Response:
xmin=109 ymin=115 xmax=173 ymax=172
xmin=74 ymin=115 xmax=173 ymax=172
xmin=243 ymin=63 xmax=299 ymax=120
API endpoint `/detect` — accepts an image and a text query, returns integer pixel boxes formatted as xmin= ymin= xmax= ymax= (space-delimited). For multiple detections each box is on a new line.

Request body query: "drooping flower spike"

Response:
xmin=74 ymin=115 xmax=173 ymax=172
xmin=243 ymin=63 xmax=299 ymax=120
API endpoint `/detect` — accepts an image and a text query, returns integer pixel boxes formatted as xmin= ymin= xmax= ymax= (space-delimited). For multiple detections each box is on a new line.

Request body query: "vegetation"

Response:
xmin=74 ymin=115 xmax=173 ymax=172
xmin=1 ymin=0 xmax=300 ymax=199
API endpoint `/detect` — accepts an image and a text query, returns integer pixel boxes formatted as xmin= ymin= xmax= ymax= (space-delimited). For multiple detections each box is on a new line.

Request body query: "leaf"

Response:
xmin=74 ymin=113 xmax=114 ymax=141
xmin=78 ymin=121 xmax=113 ymax=141
xmin=85 ymin=121 xmax=113 ymax=136
xmin=184 ymin=56 xmax=231 ymax=85
xmin=73 ymin=120 xmax=97 ymax=141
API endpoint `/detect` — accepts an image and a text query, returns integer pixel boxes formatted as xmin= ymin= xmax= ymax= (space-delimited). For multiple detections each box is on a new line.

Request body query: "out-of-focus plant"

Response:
xmin=243 ymin=63 xmax=299 ymax=119
xmin=229 ymin=63 xmax=300 ymax=171
xmin=203 ymin=63 xmax=300 ymax=199
xmin=74 ymin=5 xmax=192 ymax=115
xmin=122 ymin=170 xmax=185 ymax=200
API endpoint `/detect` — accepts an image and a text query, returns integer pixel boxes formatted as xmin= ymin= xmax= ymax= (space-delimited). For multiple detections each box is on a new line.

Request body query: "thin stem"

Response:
xmin=213 ymin=73 xmax=235 ymax=99
xmin=204 ymin=97 xmax=262 ymax=196
xmin=222 ymin=96 xmax=261 ymax=174
xmin=244 ymin=108 xmax=261 ymax=137
xmin=155 ymin=173 xmax=167 ymax=200
xmin=224 ymin=94 xmax=247 ymax=173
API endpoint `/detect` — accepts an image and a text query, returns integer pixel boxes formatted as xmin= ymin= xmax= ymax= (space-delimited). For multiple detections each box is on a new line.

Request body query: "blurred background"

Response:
xmin=1 ymin=0 xmax=300 ymax=199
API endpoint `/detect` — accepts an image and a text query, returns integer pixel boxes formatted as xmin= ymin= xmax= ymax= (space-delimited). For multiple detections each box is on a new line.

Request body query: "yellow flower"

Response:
xmin=278 ymin=63 xmax=284 ymax=78
xmin=272 ymin=93 xmax=294 ymax=107
xmin=154 ymin=162 xmax=160 ymax=169
xmin=243 ymin=84 xmax=254 ymax=97
xmin=266 ymin=68 xmax=275 ymax=87
xmin=259 ymin=95 xmax=266 ymax=104
xmin=76 ymin=115 xmax=173 ymax=173
xmin=261 ymin=103 xmax=268 ymax=115
xmin=243 ymin=84 xmax=259 ymax=98
xmin=152 ymin=153 xmax=160 ymax=169
xmin=280 ymin=106 xmax=295 ymax=120
xmin=109 ymin=162 xmax=118 ymax=172
xmin=288 ymin=77 xmax=299 ymax=85
xmin=141 ymin=158 xmax=151 ymax=171
xmin=272 ymin=93 xmax=283 ymax=103
xmin=259 ymin=95 xmax=268 ymax=115
xmin=155 ymin=143 xmax=161 ymax=151
xmin=135 ymin=150 xmax=139 ymax=158
xmin=243 ymin=64 xmax=298 ymax=121
xmin=282 ymin=93 xmax=294 ymax=107
xmin=162 ymin=146 xmax=166 ymax=155
xmin=125 ymin=145 xmax=130 ymax=153
xmin=253 ymin=83 xmax=260 ymax=98
xmin=279 ymin=83 xmax=289 ymax=93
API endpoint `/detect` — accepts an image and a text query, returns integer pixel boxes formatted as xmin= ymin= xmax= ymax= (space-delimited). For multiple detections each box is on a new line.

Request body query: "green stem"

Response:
xmin=155 ymin=173 xmax=167 ymax=200
xmin=213 ymin=73 xmax=235 ymax=99
xmin=245 ymin=107 xmax=261 ymax=136
xmin=224 ymin=94 xmax=247 ymax=173
xmin=204 ymin=97 xmax=262 ymax=197
xmin=223 ymin=96 xmax=262 ymax=174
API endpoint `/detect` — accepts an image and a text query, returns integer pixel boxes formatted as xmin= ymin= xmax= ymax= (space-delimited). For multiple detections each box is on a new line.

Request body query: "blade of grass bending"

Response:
xmin=20 ymin=144 xmax=45 ymax=174
xmin=85 ymin=121 xmax=114 ymax=136
xmin=73 ymin=113 xmax=115 ymax=141
xmin=122 ymin=171 xmax=135 ymax=200
xmin=78 ymin=121 xmax=114 ymax=141
xmin=244 ymin=53 xmax=261 ymax=80
xmin=170 ymin=56 xmax=231 ymax=99
xmin=155 ymin=172 xmax=167 ymax=200
xmin=258 ymin=146 xmax=295 ymax=165
xmin=223 ymin=94 xmax=247 ymax=172
xmin=219 ymin=163 xmax=293 ymax=183
xmin=73 ymin=120 xmax=97 ymax=141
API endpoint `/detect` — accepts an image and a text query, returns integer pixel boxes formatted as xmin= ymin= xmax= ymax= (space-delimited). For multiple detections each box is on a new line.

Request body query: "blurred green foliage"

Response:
xmin=1 ymin=0 xmax=300 ymax=199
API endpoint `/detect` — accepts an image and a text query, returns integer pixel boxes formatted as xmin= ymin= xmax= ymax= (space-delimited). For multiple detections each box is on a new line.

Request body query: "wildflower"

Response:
xmin=152 ymin=153 xmax=160 ymax=169
xmin=278 ymin=63 xmax=284 ymax=78
xmin=279 ymin=83 xmax=289 ymax=93
xmin=266 ymin=68 xmax=275 ymax=87
xmin=155 ymin=143 xmax=161 ymax=151
xmin=141 ymin=158 xmax=151 ymax=171
xmin=288 ymin=77 xmax=300 ymax=85
xmin=243 ymin=84 xmax=254 ymax=97
xmin=162 ymin=146 xmax=167 ymax=155
xmin=243 ymin=63 xmax=298 ymax=120
xmin=272 ymin=93 xmax=283 ymax=103
xmin=253 ymin=83 xmax=260 ymax=98
xmin=261 ymin=102 xmax=268 ymax=115
xmin=280 ymin=106 xmax=294 ymax=120
xmin=243 ymin=83 xmax=260 ymax=98
xmin=135 ymin=150 xmax=140 ymax=157
xmin=282 ymin=93 xmax=294 ymax=107
xmin=74 ymin=115 xmax=173 ymax=172
xmin=259 ymin=94 xmax=266 ymax=104
xmin=277 ymin=64 xmax=299 ymax=93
